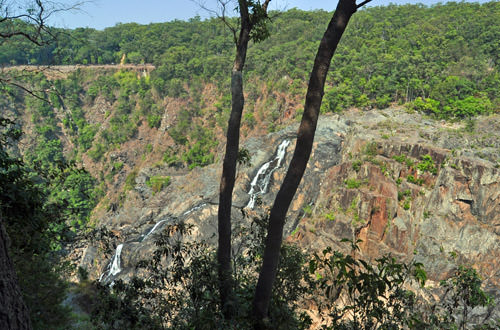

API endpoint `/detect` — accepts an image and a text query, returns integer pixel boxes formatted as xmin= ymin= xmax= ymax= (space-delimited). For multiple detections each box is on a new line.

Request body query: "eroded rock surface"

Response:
xmin=81 ymin=107 xmax=500 ymax=319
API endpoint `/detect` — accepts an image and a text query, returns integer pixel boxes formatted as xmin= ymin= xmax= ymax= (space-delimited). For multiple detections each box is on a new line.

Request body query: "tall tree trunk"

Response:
xmin=218 ymin=0 xmax=251 ymax=317
xmin=252 ymin=0 xmax=358 ymax=325
xmin=0 ymin=219 xmax=32 ymax=330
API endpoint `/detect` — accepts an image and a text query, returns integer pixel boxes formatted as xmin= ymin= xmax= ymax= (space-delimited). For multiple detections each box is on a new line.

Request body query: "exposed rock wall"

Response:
xmin=80 ymin=107 xmax=500 ymax=318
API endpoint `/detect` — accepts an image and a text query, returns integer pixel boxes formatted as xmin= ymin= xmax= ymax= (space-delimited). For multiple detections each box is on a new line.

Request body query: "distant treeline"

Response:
xmin=2 ymin=2 xmax=500 ymax=117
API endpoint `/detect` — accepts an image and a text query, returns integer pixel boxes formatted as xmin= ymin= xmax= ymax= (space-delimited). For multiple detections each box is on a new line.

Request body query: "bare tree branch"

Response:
xmin=2 ymin=81 xmax=48 ymax=102
xmin=191 ymin=0 xmax=239 ymax=43
xmin=0 ymin=66 xmax=51 ymax=103
xmin=0 ymin=1 xmax=86 ymax=99
xmin=357 ymin=0 xmax=373 ymax=9
xmin=0 ymin=0 xmax=86 ymax=46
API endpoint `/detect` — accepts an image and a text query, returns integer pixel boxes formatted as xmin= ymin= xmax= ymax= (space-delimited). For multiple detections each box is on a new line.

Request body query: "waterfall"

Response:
xmin=109 ymin=244 xmax=124 ymax=276
xmin=100 ymin=217 xmax=168 ymax=283
xmin=141 ymin=203 xmax=207 ymax=243
xmin=183 ymin=203 xmax=207 ymax=216
xmin=246 ymin=139 xmax=290 ymax=209
xmin=98 ymin=192 xmax=211 ymax=283
xmin=99 ymin=243 xmax=124 ymax=282
xmin=96 ymin=140 xmax=291 ymax=283
xmin=99 ymin=202 xmax=209 ymax=282
xmin=141 ymin=219 xmax=168 ymax=241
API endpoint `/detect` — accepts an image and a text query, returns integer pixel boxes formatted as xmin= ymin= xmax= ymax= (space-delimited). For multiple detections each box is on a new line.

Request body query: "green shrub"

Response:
xmin=168 ymin=109 xmax=190 ymax=145
xmin=237 ymin=147 xmax=252 ymax=167
xmin=448 ymin=94 xmax=493 ymax=118
xmin=309 ymin=239 xmax=427 ymax=329
xmin=91 ymin=218 xmax=311 ymax=329
xmin=410 ymin=77 xmax=493 ymax=119
xmin=88 ymin=142 xmax=106 ymax=161
xmin=124 ymin=170 xmax=137 ymax=191
xmin=88 ymin=224 xmax=497 ymax=330
xmin=163 ymin=148 xmax=181 ymax=167
xmin=78 ymin=124 xmax=98 ymax=151
xmin=393 ymin=154 xmax=416 ymax=168
xmin=0 ymin=118 xmax=90 ymax=329
xmin=244 ymin=112 xmax=256 ymax=128
xmin=393 ymin=154 xmax=407 ymax=163
xmin=352 ymin=160 xmax=362 ymax=172
xmin=309 ymin=239 xmax=496 ymax=329
xmin=147 ymin=114 xmax=162 ymax=128
xmin=302 ymin=204 xmax=313 ymax=216
xmin=398 ymin=189 xmax=411 ymax=201
xmin=182 ymin=141 xmax=215 ymax=169
xmin=103 ymin=114 xmax=137 ymax=144
xmin=363 ymin=141 xmax=378 ymax=157
xmin=407 ymin=174 xmax=424 ymax=185
xmin=324 ymin=212 xmax=336 ymax=221
xmin=112 ymin=161 xmax=124 ymax=173
xmin=409 ymin=97 xmax=440 ymax=115
xmin=417 ymin=154 xmax=437 ymax=174
xmin=375 ymin=94 xmax=391 ymax=109
xmin=146 ymin=175 xmax=171 ymax=194
xmin=345 ymin=178 xmax=362 ymax=189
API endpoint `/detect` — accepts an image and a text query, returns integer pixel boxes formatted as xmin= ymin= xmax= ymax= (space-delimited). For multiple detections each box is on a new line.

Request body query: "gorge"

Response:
xmin=1 ymin=1 xmax=499 ymax=328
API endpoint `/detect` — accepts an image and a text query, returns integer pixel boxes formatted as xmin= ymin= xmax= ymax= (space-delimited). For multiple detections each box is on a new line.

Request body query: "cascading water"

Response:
xmin=99 ymin=139 xmax=290 ymax=283
xmin=142 ymin=203 xmax=207 ymax=242
xmin=246 ymin=139 xmax=290 ymax=209
xmin=99 ymin=203 xmax=210 ymax=283
xmin=99 ymin=243 xmax=124 ymax=282
xmin=109 ymin=244 xmax=124 ymax=276
xmin=141 ymin=219 xmax=168 ymax=241
xmin=183 ymin=203 xmax=207 ymax=216
xmin=100 ymin=218 xmax=169 ymax=282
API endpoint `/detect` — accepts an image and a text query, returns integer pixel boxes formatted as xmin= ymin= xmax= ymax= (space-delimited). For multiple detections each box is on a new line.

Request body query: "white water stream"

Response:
xmin=99 ymin=202 xmax=210 ymax=283
xmin=100 ymin=217 xmax=168 ymax=282
xmin=109 ymin=244 xmax=124 ymax=276
xmin=183 ymin=203 xmax=207 ymax=216
xmin=141 ymin=219 xmax=168 ymax=241
xmin=99 ymin=140 xmax=290 ymax=282
xmin=99 ymin=243 xmax=124 ymax=282
xmin=246 ymin=139 xmax=290 ymax=209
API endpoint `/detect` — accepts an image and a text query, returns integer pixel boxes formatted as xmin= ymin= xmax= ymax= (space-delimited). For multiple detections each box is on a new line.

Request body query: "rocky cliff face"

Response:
xmin=79 ymin=107 xmax=500 ymax=318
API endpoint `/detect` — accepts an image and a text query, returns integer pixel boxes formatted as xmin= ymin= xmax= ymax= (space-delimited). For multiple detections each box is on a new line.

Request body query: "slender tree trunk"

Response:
xmin=0 ymin=219 xmax=32 ymax=330
xmin=218 ymin=0 xmax=251 ymax=317
xmin=252 ymin=0 xmax=358 ymax=325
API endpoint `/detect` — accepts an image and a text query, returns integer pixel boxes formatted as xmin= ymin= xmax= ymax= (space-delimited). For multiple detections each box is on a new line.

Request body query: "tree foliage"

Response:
xmin=0 ymin=117 xmax=80 ymax=328
xmin=1 ymin=2 xmax=499 ymax=118
xmin=85 ymin=226 xmax=498 ymax=329
xmin=88 ymin=217 xmax=311 ymax=329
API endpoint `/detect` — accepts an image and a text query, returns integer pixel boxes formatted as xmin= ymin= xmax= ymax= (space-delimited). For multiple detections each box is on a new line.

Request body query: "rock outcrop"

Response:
xmin=80 ymin=107 xmax=500 ymax=319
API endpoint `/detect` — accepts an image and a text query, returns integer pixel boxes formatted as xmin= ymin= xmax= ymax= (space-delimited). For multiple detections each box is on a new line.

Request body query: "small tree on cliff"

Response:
xmin=252 ymin=0 xmax=373 ymax=325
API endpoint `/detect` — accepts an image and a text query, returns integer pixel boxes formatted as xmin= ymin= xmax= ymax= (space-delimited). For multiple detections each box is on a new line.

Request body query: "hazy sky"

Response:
xmin=52 ymin=0 xmax=492 ymax=30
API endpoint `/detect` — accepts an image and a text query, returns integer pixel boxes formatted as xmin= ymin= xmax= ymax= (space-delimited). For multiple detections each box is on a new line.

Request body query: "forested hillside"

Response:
xmin=1 ymin=2 xmax=499 ymax=329
xmin=2 ymin=2 xmax=498 ymax=193
xmin=2 ymin=2 xmax=499 ymax=118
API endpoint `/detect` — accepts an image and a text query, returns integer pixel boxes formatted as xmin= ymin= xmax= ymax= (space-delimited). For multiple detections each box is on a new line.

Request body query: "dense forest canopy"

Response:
xmin=2 ymin=2 xmax=499 ymax=118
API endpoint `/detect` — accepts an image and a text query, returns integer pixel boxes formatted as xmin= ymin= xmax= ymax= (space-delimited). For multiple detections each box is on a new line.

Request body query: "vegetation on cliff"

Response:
xmin=2 ymin=2 xmax=499 ymax=119
xmin=1 ymin=1 xmax=499 ymax=328
xmin=3 ymin=3 xmax=499 ymax=180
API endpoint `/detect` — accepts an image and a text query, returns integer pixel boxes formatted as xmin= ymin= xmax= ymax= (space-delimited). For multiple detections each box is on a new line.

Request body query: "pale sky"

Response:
xmin=52 ymin=0 xmax=493 ymax=30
